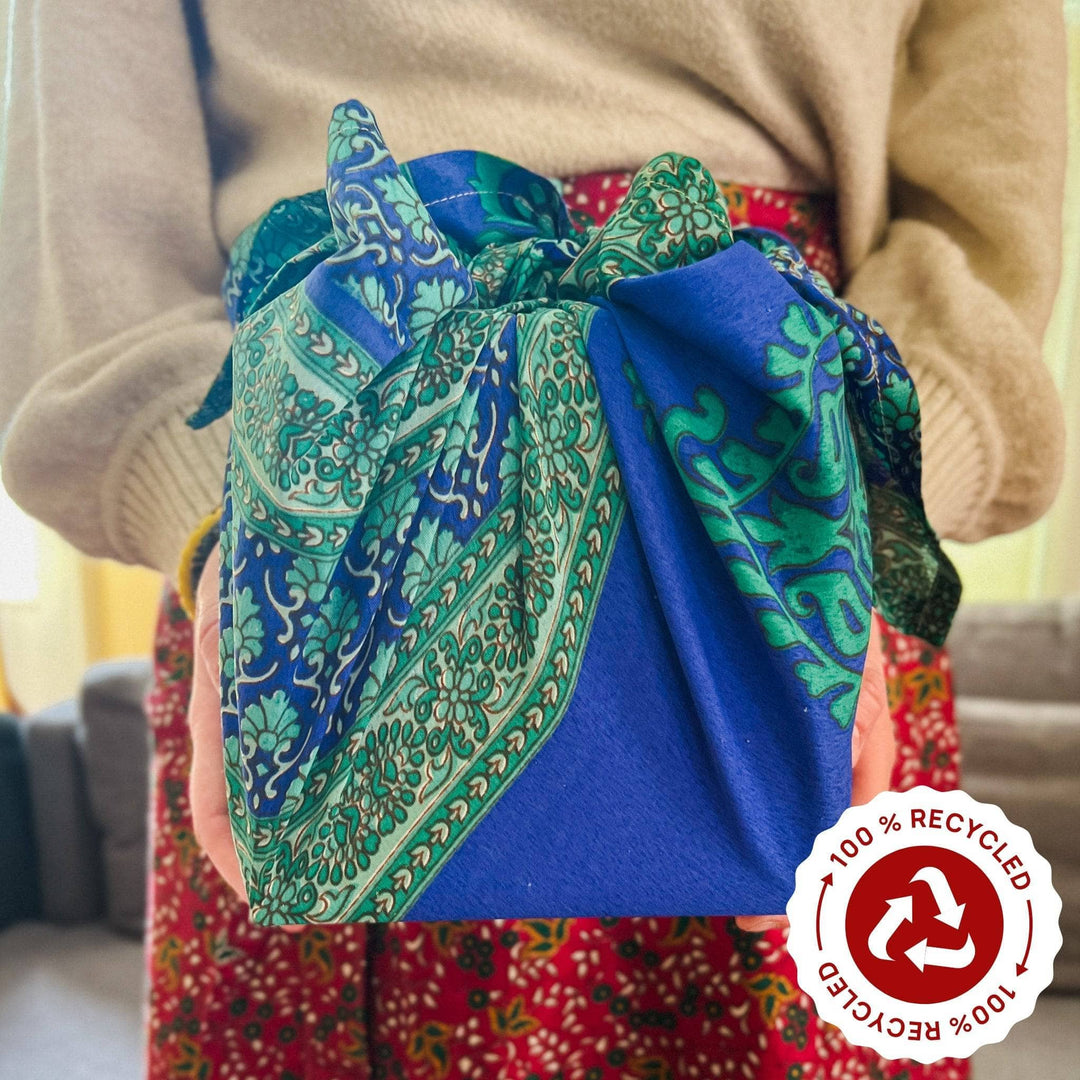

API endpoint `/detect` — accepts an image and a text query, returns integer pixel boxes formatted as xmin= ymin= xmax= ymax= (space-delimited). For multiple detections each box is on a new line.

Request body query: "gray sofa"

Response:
xmin=0 ymin=659 xmax=151 ymax=1080
xmin=17 ymin=660 xmax=151 ymax=935
xmin=949 ymin=599 xmax=1080 ymax=992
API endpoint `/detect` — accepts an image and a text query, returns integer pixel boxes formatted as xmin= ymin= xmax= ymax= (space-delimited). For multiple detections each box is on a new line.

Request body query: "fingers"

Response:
xmin=735 ymin=619 xmax=893 ymax=939
xmin=186 ymin=542 xmax=247 ymax=899
xmin=851 ymin=612 xmax=896 ymax=806
xmin=195 ymin=534 xmax=222 ymax=628
xmin=189 ymin=794 xmax=248 ymax=897
xmin=734 ymin=915 xmax=790 ymax=933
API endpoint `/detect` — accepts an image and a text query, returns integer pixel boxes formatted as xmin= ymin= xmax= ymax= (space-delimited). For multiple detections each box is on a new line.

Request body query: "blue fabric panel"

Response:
xmin=407 ymin=504 xmax=847 ymax=922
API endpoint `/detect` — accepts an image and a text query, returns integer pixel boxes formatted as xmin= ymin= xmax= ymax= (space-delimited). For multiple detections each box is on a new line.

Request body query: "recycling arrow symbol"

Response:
xmin=867 ymin=865 xmax=974 ymax=971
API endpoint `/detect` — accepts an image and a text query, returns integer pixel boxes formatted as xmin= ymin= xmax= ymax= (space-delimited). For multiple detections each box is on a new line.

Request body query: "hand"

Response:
xmin=187 ymin=541 xmax=306 ymax=931
xmin=734 ymin=613 xmax=894 ymax=933
xmin=187 ymin=540 xmax=248 ymax=898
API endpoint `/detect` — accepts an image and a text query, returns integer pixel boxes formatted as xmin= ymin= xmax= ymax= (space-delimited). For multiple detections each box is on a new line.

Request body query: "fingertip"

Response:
xmin=734 ymin=914 xmax=790 ymax=933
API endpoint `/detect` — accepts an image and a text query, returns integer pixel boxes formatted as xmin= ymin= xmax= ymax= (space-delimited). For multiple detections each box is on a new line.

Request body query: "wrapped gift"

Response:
xmin=190 ymin=101 xmax=958 ymax=925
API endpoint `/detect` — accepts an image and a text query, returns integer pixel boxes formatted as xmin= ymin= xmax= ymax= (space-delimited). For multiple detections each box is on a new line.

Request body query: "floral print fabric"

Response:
xmin=144 ymin=167 xmax=965 ymax=1079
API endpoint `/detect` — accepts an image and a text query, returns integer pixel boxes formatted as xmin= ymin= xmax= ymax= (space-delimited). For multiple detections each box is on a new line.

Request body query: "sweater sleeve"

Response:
xmin=842 ymin=0 xmax=1068 ymax=543
xmin=0 ymin=0 xmax=233 ymax=577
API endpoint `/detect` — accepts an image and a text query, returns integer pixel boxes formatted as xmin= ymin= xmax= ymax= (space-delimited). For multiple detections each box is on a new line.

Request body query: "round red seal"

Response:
xmin=786 ymin=787 xmax=1061 ymax=1062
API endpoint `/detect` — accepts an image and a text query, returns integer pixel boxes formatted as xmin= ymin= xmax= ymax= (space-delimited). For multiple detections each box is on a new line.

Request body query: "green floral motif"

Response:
xmin=415 ymin=633 xmax=496 ymax=757
xmin=233 ymin=336 xmax=342 ymax=496
xmin=655 ymin=183 xmax=719 ymax=244
xmin=359 ymin=483 xmax=422 ymax=558
xmin=878 ymin=368 xmax=920 ymax=434
xmin=305 ymin=802 xmax=367 ymax=886
xmin=249 ymin=863 xmax=316 ymax=925
xmin=401 ymin=518 xmax=463 ymax=605
xmin=353 ymin=720 xmax=426 ymax=836
xmin=326 ymin=410 xmax=394 ymax=505
xmin=409 ymin=277 xmax=471 ymax=336
xmin=375 ymin=173 xmax=441 ymax=247
xmin=219 ymin=586 xmax=264 ymax=682
xmin=521 ymin=403 xmax=588 ymax=514
xmin=520 ymin=535 xmax=557 ymax=622
xmin=516 ymin=308 xmax=602 ymax=553
xmin=497 ymin=414 xmax=522 ymax=484
xmin=468 ymin=244 xmax=517 ymax=305
xmin=340 ymin=274 xmax=395 ymax=329
xmin=561 ymin=154 xmax=732 ymax=298
xmin=298 ymin=720 xmax=426 ymax=887
xmin=300 ymin=588 xmax=362 ymax=672
xmin=276 ymin=390 xmax=339 ymax=488
xmin=327 ymin=102 xmax=391 ymax=167
xmin=240 ymin=691 xmax=302 ymax=757
xmin=483 ymin=564 xmax=535 ymax=670
xmin=408 ymin=313 xmax=489 ymax=413
xmin=234 ymin=350 xmax=297 ymax=477
xmin=284 ymin=557 xmax=332 ymax=606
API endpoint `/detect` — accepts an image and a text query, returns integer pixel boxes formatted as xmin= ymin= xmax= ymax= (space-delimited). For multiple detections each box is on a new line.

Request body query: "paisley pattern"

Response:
xmin=191 ymin=101 xmax=958 ymax=925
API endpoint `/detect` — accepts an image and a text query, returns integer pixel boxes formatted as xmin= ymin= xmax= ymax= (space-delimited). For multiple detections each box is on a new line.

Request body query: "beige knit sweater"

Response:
xmin=0 ymin=0 xmax=1068 ymax=578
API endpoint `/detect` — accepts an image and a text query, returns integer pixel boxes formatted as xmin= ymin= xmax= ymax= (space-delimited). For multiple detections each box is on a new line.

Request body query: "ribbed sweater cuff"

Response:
xmin=102 ymin=378 xmax=230 ymax=578
xmin=913 ymin=364 xmax=1002 ymax=544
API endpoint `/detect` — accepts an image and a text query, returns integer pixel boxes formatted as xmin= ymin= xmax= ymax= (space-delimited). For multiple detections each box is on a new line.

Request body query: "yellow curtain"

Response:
xmin=78 ymin=556 xmax=162 ymax=666
xmin=0 ymin=491 xmax=161 ymax=714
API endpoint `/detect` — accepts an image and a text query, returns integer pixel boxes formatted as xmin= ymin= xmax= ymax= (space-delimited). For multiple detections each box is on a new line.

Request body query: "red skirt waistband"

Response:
xmin=560 ymin=170 xmax=842 ymax=292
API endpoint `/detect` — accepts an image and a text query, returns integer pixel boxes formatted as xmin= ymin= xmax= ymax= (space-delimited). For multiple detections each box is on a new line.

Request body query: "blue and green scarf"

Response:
xmin=190 ymin=101 xmax=959 ymax=925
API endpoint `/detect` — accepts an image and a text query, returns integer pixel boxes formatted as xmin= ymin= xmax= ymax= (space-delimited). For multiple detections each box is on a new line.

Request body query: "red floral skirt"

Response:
xmin=144 ymin=174 xmax=966 ymax=1080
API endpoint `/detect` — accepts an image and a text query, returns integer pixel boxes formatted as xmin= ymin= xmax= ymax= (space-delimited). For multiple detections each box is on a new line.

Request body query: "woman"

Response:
xmin=0 ymin=2 xmax=1066 ymax=1076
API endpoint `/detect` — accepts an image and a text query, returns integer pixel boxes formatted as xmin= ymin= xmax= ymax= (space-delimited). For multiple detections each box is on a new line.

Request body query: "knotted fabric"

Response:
xmin=191 ymin=101 xmax=959 ymax=924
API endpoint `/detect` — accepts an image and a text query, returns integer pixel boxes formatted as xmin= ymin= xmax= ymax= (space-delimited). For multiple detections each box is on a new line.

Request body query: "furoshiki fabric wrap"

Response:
xmin=189 ymin=101 xmax=959 ymax=925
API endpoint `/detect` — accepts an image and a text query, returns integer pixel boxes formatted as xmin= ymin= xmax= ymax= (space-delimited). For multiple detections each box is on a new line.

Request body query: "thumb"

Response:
xmin=851 ymin=612 xmax=895 ymax=806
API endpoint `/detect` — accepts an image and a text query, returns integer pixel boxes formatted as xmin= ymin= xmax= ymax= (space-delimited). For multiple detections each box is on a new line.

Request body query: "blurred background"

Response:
xmin=1 ymin=6 xmax=1078 ymax=1080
